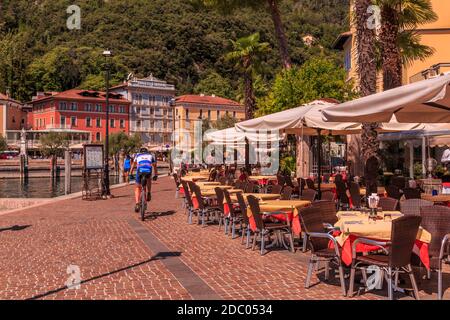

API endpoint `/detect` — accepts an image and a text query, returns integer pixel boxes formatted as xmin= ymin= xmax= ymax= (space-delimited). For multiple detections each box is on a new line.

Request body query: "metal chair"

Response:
xmin=223 ymin=189 xmax=243 ymax=239
xmin=299 ymin=206 xmax=346 ymax=296
xmin=400 ymin=199 xmax=433 ymax=216
xmin=191 ymin=184 xmax=221 ymax=227
xmin=420 ymin=206 xmax=450 ymax=299
xmin=348 ymin=216 xmax=422 ymax=300
xmin=247 ymin=195 xmax=295 ymax=255
xmin=236 ymin=192 xmax=251 ymax=248
xmin=301 ymin=189 xmax=317 ymax=202
xmin=181 ymin=180 xmax=199 ymax=224
xmin=214 ymin=187 xmax=227 ymax=233
xmin=281 ymin=186 xmax=293 ymax=200
xmin=378 ymin=197 xmax=399 ymax=211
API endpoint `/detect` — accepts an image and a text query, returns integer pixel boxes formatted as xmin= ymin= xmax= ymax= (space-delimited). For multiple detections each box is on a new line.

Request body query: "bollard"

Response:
xmin=65 ymin=150 xmax=72 ymax=195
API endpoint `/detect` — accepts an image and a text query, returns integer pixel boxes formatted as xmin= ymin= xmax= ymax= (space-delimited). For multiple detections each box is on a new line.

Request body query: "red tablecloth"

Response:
xmin=330 ymin=233 xmax=430 ymax=269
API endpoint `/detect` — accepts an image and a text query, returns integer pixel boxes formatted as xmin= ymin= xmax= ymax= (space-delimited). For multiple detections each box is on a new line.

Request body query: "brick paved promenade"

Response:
xmin=0 ymin=177 xmax=447 ymax=300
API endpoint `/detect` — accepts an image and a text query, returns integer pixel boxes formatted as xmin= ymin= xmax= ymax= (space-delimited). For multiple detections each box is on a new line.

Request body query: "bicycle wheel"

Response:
xmin=140 ymin=186 xmax=146 ymax=221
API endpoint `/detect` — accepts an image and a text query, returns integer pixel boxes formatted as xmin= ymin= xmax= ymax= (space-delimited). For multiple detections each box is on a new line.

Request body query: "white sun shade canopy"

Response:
xmin=204 ymin=127 xmax=282 ymax=144
xmin=234 ymin=100 xmax=425 ymax=135
xmin=322 ymin=73 xmax=450 ymax=123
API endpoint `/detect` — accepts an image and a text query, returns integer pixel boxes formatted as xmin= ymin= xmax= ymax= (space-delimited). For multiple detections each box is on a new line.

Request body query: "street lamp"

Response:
xmin=102 ymin=49 xmax=112 ymax=197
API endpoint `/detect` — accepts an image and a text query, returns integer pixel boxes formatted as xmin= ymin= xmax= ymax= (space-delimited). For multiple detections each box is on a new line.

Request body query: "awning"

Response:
xmin=322 ymin=73 xmax=450 ymax=123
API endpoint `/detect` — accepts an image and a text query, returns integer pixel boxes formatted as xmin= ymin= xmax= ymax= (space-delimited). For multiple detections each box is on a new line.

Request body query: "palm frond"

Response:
xmin=398 ymin=30 xmax=435 ymax=66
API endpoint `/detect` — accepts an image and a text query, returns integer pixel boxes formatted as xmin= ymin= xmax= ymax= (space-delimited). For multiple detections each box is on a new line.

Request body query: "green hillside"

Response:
xmin=0 ymin=0 xmax=349 ymax=102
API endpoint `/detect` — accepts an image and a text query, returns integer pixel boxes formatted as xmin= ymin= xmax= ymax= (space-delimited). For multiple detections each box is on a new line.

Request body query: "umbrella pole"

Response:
xmin=317 ymin=129 xmax=322 ymax=199
xmin=245 ymin=137 xmax=250 ymax=174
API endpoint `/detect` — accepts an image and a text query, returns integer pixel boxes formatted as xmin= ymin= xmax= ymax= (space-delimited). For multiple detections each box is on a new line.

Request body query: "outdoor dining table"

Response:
xmin=229 ymin=193 xmax=281 ymax=203
xmin=248 ymin=176 xmax=278 ymax=193
xmin=421 ymin=193 xmax=450 ymax=203
xmin=200 ymin=188 xmax=243 ymax=198
xmin=195 ymin=181 xmax=221 ymax=187
xmin=313 ymin=183 xmax=335 ymax=190
xmin=199 ymin=185 xmax=233 ymax=191
xmin=359 ymin=187 xmax=386 ymax=196
xmin=332 ymin=211 xmax=431 ymax=269
xmin=181 ymin=176 xmax=209 ymax=182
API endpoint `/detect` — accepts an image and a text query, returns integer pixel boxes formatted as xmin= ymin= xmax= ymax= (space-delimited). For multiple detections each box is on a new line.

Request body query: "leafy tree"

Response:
xmin=197 ymin=0 xmax=292 ymax=69
xmin=0 ymin=134 xmax=7 ymax=151
xmin=226 ymin=33 xmax=270 ymax=120
xmin=39 ymin=132 xmax=70 ymax=177
xmin=375 ymin=0 xmax=437 ymax=90
xmin=193 ymin=71 xmax=236 ymax=99
xmin=256 ymin=57 xmax=357 ymax=115
xmin=213 ymin=114 xmax=239 ymax=130
xmin=108 ymin=132 xmax=142 ymax=170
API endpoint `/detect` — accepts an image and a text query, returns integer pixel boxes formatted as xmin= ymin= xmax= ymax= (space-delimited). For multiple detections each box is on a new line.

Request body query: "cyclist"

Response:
xmin=130 ymin=148 xmax=158 ymax=213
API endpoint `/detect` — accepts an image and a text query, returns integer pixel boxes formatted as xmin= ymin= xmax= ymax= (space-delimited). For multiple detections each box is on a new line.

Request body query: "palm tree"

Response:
xmin=225 ymin=33 xmax=270 ymax=120
xmin=354 ymin=0 xmax=379 ymax=162
xmin=376 ymin=0 xmax=437 ymax=90
xmin=198 ymin=0 xmax=291 ymax=69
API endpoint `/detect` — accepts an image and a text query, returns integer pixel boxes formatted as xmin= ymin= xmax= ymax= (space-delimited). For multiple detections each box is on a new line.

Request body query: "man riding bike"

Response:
xmin=130 ymin=147 xmax=158 ymax=213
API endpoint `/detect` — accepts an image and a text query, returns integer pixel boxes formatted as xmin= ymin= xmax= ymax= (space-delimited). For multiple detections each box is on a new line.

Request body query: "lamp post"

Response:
xmin=102 ymin=49 xmax=112 ymax=197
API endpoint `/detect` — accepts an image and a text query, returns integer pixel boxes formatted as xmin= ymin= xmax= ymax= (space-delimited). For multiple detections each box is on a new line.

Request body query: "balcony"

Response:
xmin=45 ymin=124 xmax=73 ymax=130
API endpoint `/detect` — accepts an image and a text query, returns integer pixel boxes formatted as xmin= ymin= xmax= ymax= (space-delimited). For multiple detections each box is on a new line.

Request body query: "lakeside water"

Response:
xmin=0 ymin=168 xmax=168 ymax=198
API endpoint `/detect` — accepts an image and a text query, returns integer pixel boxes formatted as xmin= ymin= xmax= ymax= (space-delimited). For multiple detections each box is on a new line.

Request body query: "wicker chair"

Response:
xmin=173 ymin=173 xmax=182 ymax=199
xmin=349 ymin=182 xmax=362 ymax=209
xmin=181 ymin=180 xmax=199 ymax=224
xmin=214 ymin=187 xmax=227 ymax=233
xmin=306 ymin=178 xmax=316 ymax=191
xmin=420 ymin=206 xmax=450 ymax=299
xmin=403 ymin=187 xmax=421 ymax=200
xmin=299 ymin=206 xmax=346 ymax=296
xmin=223 ymin=189 xmax=243 ymax=239
xmin=245 ymin=182 xmax=257 ymax=193
xmin=400 ymin=199 xmax=433 ymax=216
xmin=208 ymin=170 xmax=217 ymax=182
xmin=234 ymin=181 xmax=243 ymax=190
xmin=247 ymin=195 xmax=295 ymax=255
xmin=386 ymin=185 xmax=403 ymax=201
xmin=270 ymin=184 xmax=283 ymax=195
xmin=285 ymin=175 xmax=299 ymax=198
xmin=321 ymin=190 xmax=335 ymax=202
xmin=378 ymin=197 xmax=399 ymax=211
xmin=236 ymin=192 xmax=251 ymax=247
xmin=300 ymin=189 xmax=317 ymax=202
xmin=348 ymin=216 xmax=421 ymax=300
xmin=335 ymin=181 xmax=350 ymax=210
xmin=276 ymin=175 xmax=286 ymax=187
xmin=281 ymin=186 xmax=293 ymax=200
xmin=191 ymin=184 xmax=221 ymax=227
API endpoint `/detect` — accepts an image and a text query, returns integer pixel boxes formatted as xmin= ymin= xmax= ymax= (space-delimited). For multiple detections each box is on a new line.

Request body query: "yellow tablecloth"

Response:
xmin=248 ymin=176 xmax=277 ymax=182
xmin=181 ymin=176 xmax=208 ymax=182
xmin=202 ymin=189 xmax=243 ymax=197
xmin=196 ymin=182 xmax=221 ymax=187
xmin=199 ymin=185 xmax=233 ymax=191
xmin=314 ymin=183 xmax=335 ymax=190
xmin=334 ymin=211 xmax=431 ymax=246
xmin=185 ymin=170 xmax=210 ymax=176
xmin=421 ymin=193 xmax=450 ymax=202
xmin=230 ymin=193 xmax=280 ymax=203
xmin=258 ymin=200 xmax=311 ymax=217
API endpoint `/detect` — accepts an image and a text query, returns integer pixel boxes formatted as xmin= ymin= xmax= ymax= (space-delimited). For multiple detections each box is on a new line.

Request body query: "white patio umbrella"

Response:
xmin=322 ymin=73 xmax=450 ymax=123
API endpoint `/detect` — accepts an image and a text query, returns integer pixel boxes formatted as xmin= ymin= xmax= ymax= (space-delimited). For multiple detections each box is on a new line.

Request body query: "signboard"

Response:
xmin=83 ymin=144 xmax=104 ymax=170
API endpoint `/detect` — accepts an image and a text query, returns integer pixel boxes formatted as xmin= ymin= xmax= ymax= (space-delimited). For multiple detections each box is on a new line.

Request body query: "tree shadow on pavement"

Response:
xmin=144 ymin=210 xmax=176 ymax=221
xmin=0 ymin=225 xmax=31 ymax=233
xmin=27 ymin=251 xmax=182 ymax=300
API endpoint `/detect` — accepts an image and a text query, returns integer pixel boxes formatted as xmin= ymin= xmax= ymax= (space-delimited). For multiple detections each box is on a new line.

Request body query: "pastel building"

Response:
xmin=110 ymin=75 xmax=176 ymax=149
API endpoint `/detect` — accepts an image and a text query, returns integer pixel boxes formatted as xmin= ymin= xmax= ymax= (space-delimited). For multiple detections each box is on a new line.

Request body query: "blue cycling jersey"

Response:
xmin=135 ymin=153 xmax=154 ymax=173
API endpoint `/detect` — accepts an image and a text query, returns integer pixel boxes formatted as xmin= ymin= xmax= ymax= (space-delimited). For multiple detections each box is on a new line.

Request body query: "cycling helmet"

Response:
xmin=139 ymin=147 xmax=149 ymax=153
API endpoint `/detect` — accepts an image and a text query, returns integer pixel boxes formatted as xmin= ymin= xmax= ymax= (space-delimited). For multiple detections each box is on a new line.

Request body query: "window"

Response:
xmin=217 ymin=110 xmax=220 ymax=119
xmin=51 ymin=117 xmax=54 ymax=125
xmin=344 ymin=49 xmax=352 ymax=71
xmin=96 ymin=118 xmax=101 ymax=128
xmin=61 ymin=116 xmax=66 ymax=127
xmin=186 ymin=109 xmax=189 ymax=120
xmin=119 ymin=105 xmax=125 ymax=113
xmin=110 ymin=119 xmax=115 ymax=128
xmin=71 ymin=116 xmax=77 ymax=127
xmin=199 ymin=109 xmax=203 ymax=118
xmin=85 ymin=103 xmax=92 ymax=112
xmin=86 ymin=117 xmax=92 ymax=127
xmin=120 ymin=119 xmax=125 ymax=128
xmin=208 ymin=110 xmax=211 ymax=119
xmin=71 ymin=102 xmax=78 ymax=111
xmin=96 ymin=132 xmax=101 ymax=141
xmin=233 ymin=111 xmax=236 ymax=118
xmin=109 ymin=105 xmax=114 ymax=113
xmin=59 ymin=102 xmax=67 ymax=110
xmin=95 ymin=104 xmax=102 ymax=112
xmin=136 ymin=120 xmax=141 ymax=128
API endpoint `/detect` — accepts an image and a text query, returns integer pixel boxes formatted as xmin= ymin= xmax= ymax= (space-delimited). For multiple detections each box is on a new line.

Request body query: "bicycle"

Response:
xmin=136 ymin=172 xmax=158 ymax=221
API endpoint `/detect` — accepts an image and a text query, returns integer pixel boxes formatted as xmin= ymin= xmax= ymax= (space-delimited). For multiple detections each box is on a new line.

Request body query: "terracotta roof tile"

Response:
xmin=30 ymin=89 xmax=130 ymax=104
xmin=176 ymin=95 xmax=241 ymax=106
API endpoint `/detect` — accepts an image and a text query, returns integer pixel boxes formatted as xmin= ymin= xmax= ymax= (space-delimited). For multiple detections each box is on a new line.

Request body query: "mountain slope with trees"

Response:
xmin=0 ymin=0 xmax=349 ymax=102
